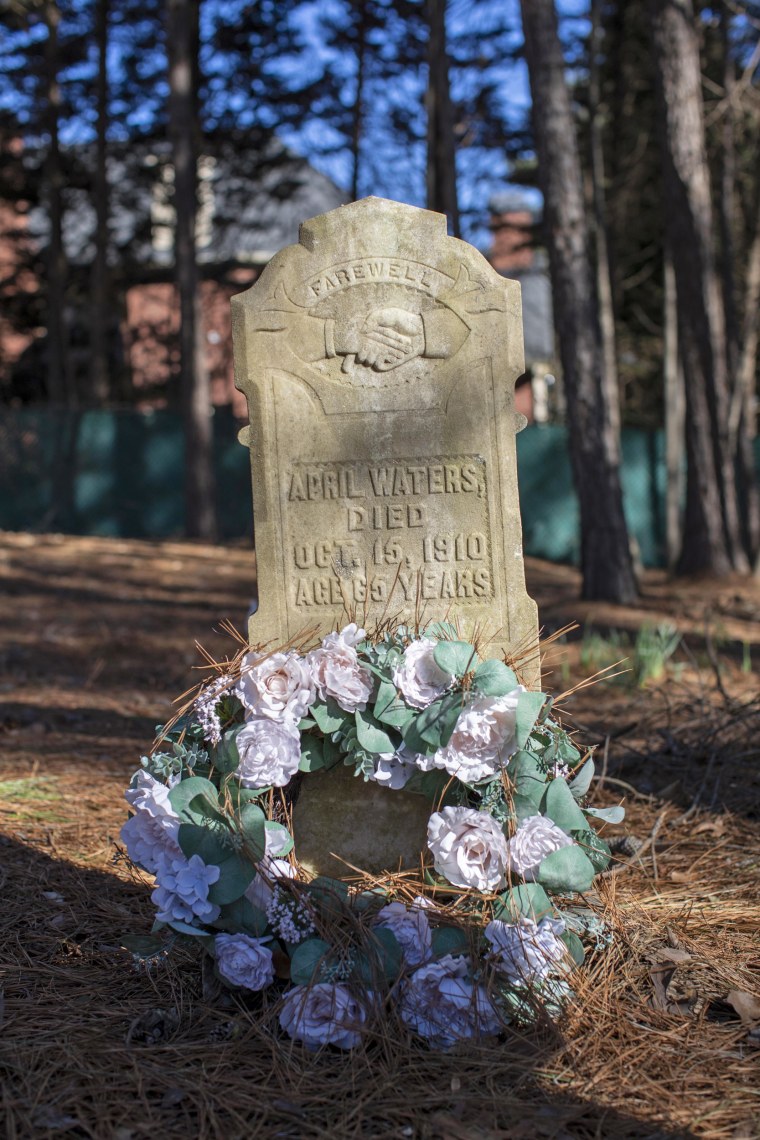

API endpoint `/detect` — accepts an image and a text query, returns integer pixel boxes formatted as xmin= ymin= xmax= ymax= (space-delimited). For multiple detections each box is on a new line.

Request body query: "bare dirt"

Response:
xmin=1 ymin=532 xmax=759 ymax=1139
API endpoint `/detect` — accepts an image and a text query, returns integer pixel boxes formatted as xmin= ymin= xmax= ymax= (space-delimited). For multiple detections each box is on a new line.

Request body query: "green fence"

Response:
xmin=0 ymin=408 xmax=753 ymax=567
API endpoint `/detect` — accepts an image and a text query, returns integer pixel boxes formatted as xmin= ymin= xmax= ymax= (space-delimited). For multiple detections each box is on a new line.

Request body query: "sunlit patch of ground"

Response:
xmin=1 ymin=532 xmax=758 ymax=1138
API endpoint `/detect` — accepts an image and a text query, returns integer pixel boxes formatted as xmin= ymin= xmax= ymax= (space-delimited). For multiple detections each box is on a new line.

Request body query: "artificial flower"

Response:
xmin=505 ymin=814 xmax=575 ymax=882
xmin=427 ymin=806 xmax=509 ymax=892
xmin=485 ymin=915 xmax=567 ymax=983
xmin=235 ymin=717 xmax=302 ymax=788
xmin=399 ymin=954 xmax=500 ymax=1048
xmin=433 ymin=689 xmax=523 ymax=783
xmin=235 ymin=651 xmax=315 ymax=723
xmin=279 ymin=984 xmax=369 ymax=1050
xmin=121 ymin=771 xmax=181 ymax=874
xmin=308 ymin=625 xmax=373 ymax=713
xmin=372 ymin=897 xmax=432 ymax=967
xmin=151 ymin=852 xmax=220 ymax=925
xmin=214 ymin=933 xmax=275 ymax=991
xmin=392 ymin=637 xmax=454 ymax=709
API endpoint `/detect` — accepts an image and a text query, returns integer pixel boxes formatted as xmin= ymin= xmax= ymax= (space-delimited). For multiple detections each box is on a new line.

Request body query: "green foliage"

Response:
xmin=207 ymin=852 xmax=256 ymax=906
xmin=355 ymin=709 xmax=397 ymax=754
xmin=311 ymin=699 xmax=348 ymax=734
xmin=430 ymin=926 xmax=469 ymax=958
xmin=215 ymin=896 xmax=268 ymax=937
xmin=264 ymin=820 xmax=294 ymax=856
xmin=237 ymin=803 xmax=266 ymax=859
xmin=495 ymin=883 xmax=553 ymax=923
xmin=514 ymin=690 xmax=547 ymax=750
xmin=433 ymin=639 xmax=478 ymax=677
xmin=214 ymin=727 xmax=242 ymax=774
xmin=568 ymin=757 xmax=595 ymax=799
xmin=561 ymin=930 xmax=585 ymax=966
xmin=584 ymin=805 xmax=625 ymax=825
xmin=374 ymin=680 xmax=414 ymax=730
xmin=168 ymin=776 xmax=222 ymax=823
xmin=471 ymin=659 xmax=519 ymax=696
xmin=289 ymin=938 xmax=332 ymax=985
xmin=178 ymin=822 xmax=231 ymax=864
xmin=572 ymin=829 xmax=612 ymax=875
xmin=541 ymin=777 xmax=589 ymax=834
xmin=507 ymin=751 xmax=545 ymax=809
xmin=537 ymin=846 xmax=596 ymax=894
xmin=410 ymin=692 xmax=463 ymax=749
xmin=299 ymin=736 xmax=325 ymax=772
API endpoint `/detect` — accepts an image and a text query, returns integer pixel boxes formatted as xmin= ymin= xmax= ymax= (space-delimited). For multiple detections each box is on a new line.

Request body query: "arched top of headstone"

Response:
xmin=232 ymin=196 xmax=539 ymax=682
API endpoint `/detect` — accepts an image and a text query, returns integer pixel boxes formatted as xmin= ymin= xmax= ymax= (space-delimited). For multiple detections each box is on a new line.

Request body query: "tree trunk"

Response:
xmin=43 ymin=0 xmax=72 ymax=406
xmin=167 ymin=0 xmax=217 ymax=541
xmin=734 ymin=200 xmax=760 ymax=563
xmin=425 ymin=0 xmax=460 ymax=237
xmin=90 ymin=0 xmax=110 ymax=404
xmin=520 ymin=0 xmax=637 ymax=603
xmin=663 ymin=241 xmax=685 ymax=571
xmin=350 ymin=2 xmax=367 ymax=202
xmin=589 ymin=0 xmax=620 ymax=440
xmin=649 ymin=0 xmax=748 ymax=574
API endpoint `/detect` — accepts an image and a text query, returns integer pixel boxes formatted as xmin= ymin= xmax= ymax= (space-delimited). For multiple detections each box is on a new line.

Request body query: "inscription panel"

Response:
xmin=281 ymin=455 xmax=494 ymax=614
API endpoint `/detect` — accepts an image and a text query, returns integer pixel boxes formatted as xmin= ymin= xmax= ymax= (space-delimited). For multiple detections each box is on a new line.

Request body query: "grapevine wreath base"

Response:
xmin=120 ymin=622 xmax=621 ymax=1052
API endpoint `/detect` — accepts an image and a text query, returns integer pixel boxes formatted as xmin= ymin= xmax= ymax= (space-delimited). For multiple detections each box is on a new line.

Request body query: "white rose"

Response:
xmin=235 ymin=651 xmax=315 ymax=723
xmin=214 ymin=933 xmax=275 ymax=991
xmin=434 ymin=689 xmax=523 ymax=783
xmin=392 ymin=638 xmax=454 ymax=709
xmin=399 ymin=954 xmax=500 ymax=1048
xmin=121 ymin=771 xmax=182 ymax=874
xmin=151 ymin=852 xmax=220 ymax=925
xmin=485 ymin=915 xmax=567 ymax=984
xmin=427 ymin=806 xmax=508 ymax=893
xmin=235 ymin=717 xmax=302 ymax=788
xmin=279 ymin=983 xmax=369 ymax=1050
xmin=372 ymin=897 xmax=432 ymax=967
xmin=245 ymin=846 xmax=297 ymax=910
xmin=308 ymin=626 xmax=373 ymax=713
xmin=505 ymin=814 xmax=575 ymax=882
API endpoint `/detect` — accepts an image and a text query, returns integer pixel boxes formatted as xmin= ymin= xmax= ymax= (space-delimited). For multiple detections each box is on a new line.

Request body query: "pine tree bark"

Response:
xmin=425 ymin=0 xmax=460 ymax=237
xmin=663 ymin=241 xmax=685 ymax=571
xmin=520 ymin=0 xmax=637 ymax=603
xmin=167 ymin=0 xmax=217 ymax=540
xmin=43 ymin=0 xmax=72 ymax=406
xmin=90 ymin=0 xmax=110 ymax=403
xmin=649 ymin=0 xmax=748 ymax=574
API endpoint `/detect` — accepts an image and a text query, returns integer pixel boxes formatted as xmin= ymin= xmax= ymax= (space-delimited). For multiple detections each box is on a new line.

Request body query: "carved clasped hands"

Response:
xmin=353 ymin=308 xmax=425 ymax=371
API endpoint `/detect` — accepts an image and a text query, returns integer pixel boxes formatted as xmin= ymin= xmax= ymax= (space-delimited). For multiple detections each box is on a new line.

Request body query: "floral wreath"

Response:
xmin=121 ymin=622 xmax=622 ymax=1051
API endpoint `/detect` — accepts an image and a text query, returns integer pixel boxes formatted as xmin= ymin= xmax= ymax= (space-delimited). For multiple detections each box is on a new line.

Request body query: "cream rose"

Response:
xmin=433 ymin=689 xmax=523 ymax=783
xmin=427 ymin=806 xmax=508 ymax=892
xmin=279 ymin=983 xmax=369 ymax=1051
xmin=235 ymin=717 xmax=302 ymax=788
xmin=308 ymin=625 xmax=373 ymax=713
xmin=399 ymin=954 xmax=500 ymax=1048
xmin=505 ymin=814 xmax=575 ymax=882
xmin=392 ymin=638 xmax=454 ymax=709
xmin=235 ymin=651 xmax=315 ymax=723
xmin=485 ymin=915 xmax=567 ymax=983
xmin=214 ymin=933 xmax=275 ymax=991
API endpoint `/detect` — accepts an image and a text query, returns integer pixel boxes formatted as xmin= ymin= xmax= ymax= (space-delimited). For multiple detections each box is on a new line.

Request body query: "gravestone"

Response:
xmin=232 ymin=197 xmax=539 ymax=682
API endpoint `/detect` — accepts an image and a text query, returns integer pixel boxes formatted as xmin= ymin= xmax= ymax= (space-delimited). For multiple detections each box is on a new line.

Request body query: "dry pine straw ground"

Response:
xmin=0 ymin=533 xmax=759 ymax=1140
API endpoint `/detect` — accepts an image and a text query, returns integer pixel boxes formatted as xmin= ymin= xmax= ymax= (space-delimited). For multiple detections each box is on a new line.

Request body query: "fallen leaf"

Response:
xmin=726 ymin=990 xmax=760 ymax=1028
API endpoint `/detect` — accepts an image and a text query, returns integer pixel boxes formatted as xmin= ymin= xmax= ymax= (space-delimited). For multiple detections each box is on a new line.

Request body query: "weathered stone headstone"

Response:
xmin=232 ymin=196 xmax=539 ymax=680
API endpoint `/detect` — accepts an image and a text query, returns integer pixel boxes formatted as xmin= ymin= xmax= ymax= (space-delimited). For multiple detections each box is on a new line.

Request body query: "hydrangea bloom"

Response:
xmin=485 ymin=915 xmax=567 ymax=984
xmin=427 ymin=806 xmax=509 ymax=892
xmin=214 ymin=933 xmax=275 ymax=991
xmin=235 ymin=651 xmax=315 ymax=723
xmin=151 ymin=852 xmax=220 ymax=925
xmin=399 ymin=954 xmax=500 ymax=1048
xmin=433 ymin=689 xmax=523 ymax=783
xmin=121 ymin=771 xmax=182 ymax=874
xmin=372 ymin=897 xmax=432 ymax=967
xmin=235 ymin=717 xmax=302 ymax=788
xmin=368 ymin=747 xmax=417 ymax=790
xmin=505 ymin=814 xmax=575 ymax=882
xmin=392 ymin=638 xmax=454 ymax=709
xmin=308 ymin=624 xmax=373 ymax=713
xmin=279 ymin=983 xmax=369 ymax=1050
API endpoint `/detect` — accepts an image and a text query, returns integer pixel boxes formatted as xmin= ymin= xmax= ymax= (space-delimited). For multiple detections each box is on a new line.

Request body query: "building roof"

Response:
xmin=27 ymin=133 xmax=348 ymax=272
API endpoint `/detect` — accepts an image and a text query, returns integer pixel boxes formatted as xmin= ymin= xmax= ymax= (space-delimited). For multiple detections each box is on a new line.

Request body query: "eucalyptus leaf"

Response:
xmin=413 ymin=692 xmax=463 ymax=748
xmin=425 ymin=621 xmax=458 ymax=640
xmin=366 ymin=926 xmax=403 ymax=980
xmin=472 ymin=659 xmax=519 ymax=697
xmin=401 ymin=715 xmax=439 ymax=756
xmin=507 ymin=751 xmax=546 ymax=808
xmin=299 ymin=736 xmax=325 ymax=773
xmin=430 ymin=926 xmax=469 ymax=959
xmin=166 ymin=919 xmax=210 ymax=938
xmin=311 ymin=699 xmax=347 ymax=734
xmin=374 ymin=680 xmax=414 ymax=730
xmin=542 ymin=778 xmax=589 ymax=834
xmin=512 ymin=792 xmax=541 ymax=823
xmin=584 ymin=804 xmax=626 ymax=824
xmin=238 ymin=803 xmax=266 ymax=860
xmin=568 ymin=757 xmax=595 ymax=799
xmin=355 ymin=710 xmax=397 ymax=754
xmin=289 ymin=938 xmax=332 ymax=985
xmin=322 ymin=733 xmax=343 ymax=770
xmin=433 ymin=639 xmax=478 ymax=677
xmin=216 ymin=896 xmax=268 ymax=937
xmin=207 ymin=852 xmax=256 ymax=906
xmin=168 ymin=776 xmax=220 ymax=822
xmin=214 ymin=727 xmax=242 ymax=775
xmin=573 ymin=829 xmax=612 ymax=873
xmin=514 ymin=690 xmax=547 ymax=750
xmin=494 ymin=883 xmax=553 ymax=922
xmin=561 ymin=929 xmax=586 ymax=966
xmin=178 ymin=822 xmax=230 ymax=865
xmin=537 ymin=846 xmax=596 ymax=894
